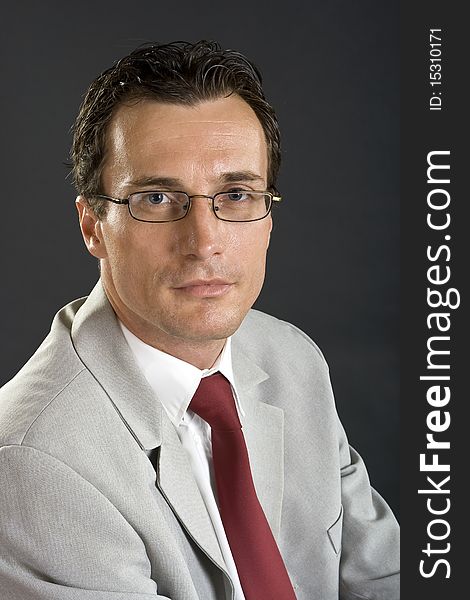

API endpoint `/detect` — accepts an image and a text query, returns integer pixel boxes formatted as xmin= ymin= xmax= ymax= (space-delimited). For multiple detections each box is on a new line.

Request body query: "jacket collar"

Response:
xmin=71 ymin=281 xmax=163 ymax=450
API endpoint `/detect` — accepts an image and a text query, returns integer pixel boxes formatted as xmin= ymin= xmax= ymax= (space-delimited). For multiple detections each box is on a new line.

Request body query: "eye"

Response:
xmin=225 ymin=189 xmax=250 ymax=201
xmin=145 ymin=192 xmax=169 ymax=205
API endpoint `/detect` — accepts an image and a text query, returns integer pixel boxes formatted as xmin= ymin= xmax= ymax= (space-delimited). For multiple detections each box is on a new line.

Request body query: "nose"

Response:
xmin=176 ymin=195 xmax=226 ymax=260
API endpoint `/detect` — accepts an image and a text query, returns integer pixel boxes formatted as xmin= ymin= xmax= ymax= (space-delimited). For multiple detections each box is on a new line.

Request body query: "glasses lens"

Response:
xmin=214 ymin=191 xmax=271 ymax=221
xmin=129 ymin=191 xmax=189 ymax=222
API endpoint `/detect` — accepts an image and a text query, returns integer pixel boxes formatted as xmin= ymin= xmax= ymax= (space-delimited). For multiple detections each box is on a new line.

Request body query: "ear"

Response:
xmin=266 ymin=214 xmax=273 ymax=249
xmin=76 ymin=196 xmax=108 ymax=259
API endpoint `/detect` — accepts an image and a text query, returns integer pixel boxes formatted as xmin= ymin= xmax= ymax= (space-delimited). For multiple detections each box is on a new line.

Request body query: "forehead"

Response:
xmin=110 ymin=94 xmax=263 ymax=133
xmin=103 ymin=96 xmax=268 ymax=186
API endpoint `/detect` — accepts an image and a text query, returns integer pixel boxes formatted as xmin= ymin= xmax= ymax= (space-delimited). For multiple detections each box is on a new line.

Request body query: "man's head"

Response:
xmin=71 ymin=40 xmax=281 ymax=217
xmin=73 ymin=41 xmax=281 ymax=367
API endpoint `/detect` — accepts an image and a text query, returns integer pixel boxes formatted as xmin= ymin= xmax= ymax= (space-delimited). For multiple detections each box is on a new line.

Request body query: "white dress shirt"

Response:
xmin=120 ymin=323 xmax=246 ymax=600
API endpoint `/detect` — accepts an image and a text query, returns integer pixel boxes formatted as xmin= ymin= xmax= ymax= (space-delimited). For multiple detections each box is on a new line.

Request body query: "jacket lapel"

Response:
xmin=232 ymin=340 xmax=285 ymax=539
xmin=71 ymin=282 xmax=162 ymax=450
xmin=155 ymin=415 xmax=226 ymax=571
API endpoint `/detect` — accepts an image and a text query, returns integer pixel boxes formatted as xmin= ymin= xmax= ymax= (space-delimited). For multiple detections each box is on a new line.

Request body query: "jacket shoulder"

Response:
xmin=235 ymin=308 xmax=328 ymax=367
xmin=0 ymin=298 xmax=87 ymax=446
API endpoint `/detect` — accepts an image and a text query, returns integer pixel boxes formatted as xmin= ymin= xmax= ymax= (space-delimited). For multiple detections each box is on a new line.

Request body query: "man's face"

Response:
xmin=78 ymin=95 xmax=272 ymax=362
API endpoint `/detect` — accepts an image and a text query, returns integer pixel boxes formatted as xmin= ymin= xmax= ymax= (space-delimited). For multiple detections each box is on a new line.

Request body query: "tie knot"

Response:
xmin=189 ymin=373 xmax=241 ymax=431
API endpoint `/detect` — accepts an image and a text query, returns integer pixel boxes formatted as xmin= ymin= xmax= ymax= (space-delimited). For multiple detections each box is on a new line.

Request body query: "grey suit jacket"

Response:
xmin=0 ymin=282 xmax=399 ymax=600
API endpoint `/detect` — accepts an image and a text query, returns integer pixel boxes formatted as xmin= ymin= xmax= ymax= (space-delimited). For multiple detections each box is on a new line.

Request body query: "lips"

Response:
xmin=176 ymin=278 xmax=231 ymax=287
xmin=173 ymin=279 xmax=233 ymax=298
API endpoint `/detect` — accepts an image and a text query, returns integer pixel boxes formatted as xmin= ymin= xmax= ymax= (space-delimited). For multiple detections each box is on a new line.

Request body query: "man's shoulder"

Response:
xmin=235 ymin=308 xmax=328 ymax=366
xmin=0 ymin=297 xmax=88 ymax=447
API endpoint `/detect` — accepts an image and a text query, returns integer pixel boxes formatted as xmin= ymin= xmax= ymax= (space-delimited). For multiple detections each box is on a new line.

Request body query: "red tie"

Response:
xmin=189 ymin=373 xmax=297 ymax=600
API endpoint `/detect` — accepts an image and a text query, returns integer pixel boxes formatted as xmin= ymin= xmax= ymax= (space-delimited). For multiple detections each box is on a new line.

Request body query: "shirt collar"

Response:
xmin=119 ymin=322 xmax=243 ymax=427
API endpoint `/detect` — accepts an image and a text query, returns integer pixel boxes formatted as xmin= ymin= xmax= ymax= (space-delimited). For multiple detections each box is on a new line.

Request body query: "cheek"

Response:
xmin=103 ymin=222 xmax=169 ymax=282
xmin=233 ymin=226 xmax=270 ymax=283
xmin=105 ymin=212 xmax=161 ymax=257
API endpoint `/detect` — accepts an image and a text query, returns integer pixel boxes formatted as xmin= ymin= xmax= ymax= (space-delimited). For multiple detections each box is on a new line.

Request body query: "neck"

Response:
xmin=123 ymin=318 xmax=226 ymax=370
xmin=103 ymin=284 xmax=226 ymax=370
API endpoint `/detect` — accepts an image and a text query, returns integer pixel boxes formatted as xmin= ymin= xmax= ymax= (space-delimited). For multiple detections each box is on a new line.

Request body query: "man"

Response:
xmin=0 ymin=41 xmax=399 ymax=599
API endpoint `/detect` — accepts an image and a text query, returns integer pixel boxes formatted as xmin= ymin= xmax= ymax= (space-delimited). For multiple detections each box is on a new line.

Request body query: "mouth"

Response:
xmin=173 ymin=279 xmax=234 ymax=298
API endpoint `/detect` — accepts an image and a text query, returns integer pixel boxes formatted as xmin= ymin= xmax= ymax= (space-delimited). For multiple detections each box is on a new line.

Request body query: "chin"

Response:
xmin=163 ymin=305 xmax=247 ymax=343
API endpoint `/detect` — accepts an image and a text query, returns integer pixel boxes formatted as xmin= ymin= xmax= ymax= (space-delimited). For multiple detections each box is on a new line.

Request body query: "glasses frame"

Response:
xmin=94 ymin=190 xmax=282 ymax=223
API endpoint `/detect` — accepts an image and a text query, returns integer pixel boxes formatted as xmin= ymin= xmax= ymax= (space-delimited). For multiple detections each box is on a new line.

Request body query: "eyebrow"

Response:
xmin=219 ymin=171 xmax=265 ymax=185
xmin=125 ymin=171 xmax=266 ymax=190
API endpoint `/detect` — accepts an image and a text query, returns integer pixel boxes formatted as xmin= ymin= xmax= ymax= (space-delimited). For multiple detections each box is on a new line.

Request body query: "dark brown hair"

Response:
xmin=71 ymin=40 xmax=281 ymax=217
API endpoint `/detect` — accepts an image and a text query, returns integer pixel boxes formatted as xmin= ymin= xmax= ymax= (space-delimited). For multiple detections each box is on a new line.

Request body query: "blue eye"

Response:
xmin=146 ymin=192 xmax=167 ymax=204
xmin=226 ymin=190 xmax=249 ymax=201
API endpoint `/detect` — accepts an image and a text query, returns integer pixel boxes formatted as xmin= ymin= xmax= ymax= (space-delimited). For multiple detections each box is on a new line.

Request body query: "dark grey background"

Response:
xmin=0 ymin=1 xmax=399 ymax=515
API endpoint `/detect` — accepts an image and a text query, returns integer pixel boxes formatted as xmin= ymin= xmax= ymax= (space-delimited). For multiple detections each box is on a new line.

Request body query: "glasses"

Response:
xmin=95 ymin=190 xmax=282 ymax=223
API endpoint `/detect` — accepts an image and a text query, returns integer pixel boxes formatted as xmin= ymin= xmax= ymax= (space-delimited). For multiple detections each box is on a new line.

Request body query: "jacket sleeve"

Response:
xmin=278 ymin=315 xmax=400 ymax=599
xmin=0 ymin=444 xmax=171 ymax=600
xmin=336 ymin=421 xmax=400 ymax=600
